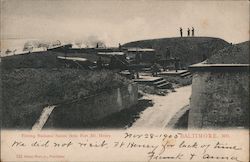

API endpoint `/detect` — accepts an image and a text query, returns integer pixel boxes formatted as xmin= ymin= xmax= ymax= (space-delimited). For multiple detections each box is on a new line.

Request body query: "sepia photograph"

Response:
xmin=0 ymin=0 xmax=249 ymax=161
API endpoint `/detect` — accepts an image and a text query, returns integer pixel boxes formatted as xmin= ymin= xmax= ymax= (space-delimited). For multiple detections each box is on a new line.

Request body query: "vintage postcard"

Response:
xmin=0 ymin=0 xmax=249 ymax=162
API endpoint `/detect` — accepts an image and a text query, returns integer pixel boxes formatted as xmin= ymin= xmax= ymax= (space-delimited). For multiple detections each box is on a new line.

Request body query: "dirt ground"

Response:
xmin=130 ymin=85 xmax=192 ymax=129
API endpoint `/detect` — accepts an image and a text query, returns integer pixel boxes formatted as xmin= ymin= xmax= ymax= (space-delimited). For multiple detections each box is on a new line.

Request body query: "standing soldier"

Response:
xmin=13 ymin=49 xmax=17 ymax=55
xmin=151 ymin=62 xmax=160 ymax=77
xmin=187 ymin=28 xmax=190 ymax=37
xmin=192 ymin=27 xmax=195 ymax=36
xmin=118 ymin=43 xmax=122 ymax=51
xmin=180 ymin=27 xmax=183 ymax=37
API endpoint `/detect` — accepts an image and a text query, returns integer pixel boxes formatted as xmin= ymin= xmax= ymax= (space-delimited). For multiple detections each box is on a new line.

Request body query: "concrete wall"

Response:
xmin=188 ymin=64 xmax=249 ymax=129
xmin=44 ymin=83 xmax=138 ymax=128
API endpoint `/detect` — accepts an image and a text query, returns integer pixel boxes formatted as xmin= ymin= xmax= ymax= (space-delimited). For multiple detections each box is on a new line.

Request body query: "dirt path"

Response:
xmin=130 ymin=85 xmax=191 ymax=129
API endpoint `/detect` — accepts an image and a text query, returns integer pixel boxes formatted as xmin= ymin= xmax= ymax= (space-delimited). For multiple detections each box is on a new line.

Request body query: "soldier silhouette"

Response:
xmin=192 ymin=27 xmax=194 ymax=36
xmin=118 ymin=43 xmax=122 ymax=51
xmin=180 ymin=27 xmax=183 ymax=37
xmin=187 ymin=28 xmax=190 ymax=37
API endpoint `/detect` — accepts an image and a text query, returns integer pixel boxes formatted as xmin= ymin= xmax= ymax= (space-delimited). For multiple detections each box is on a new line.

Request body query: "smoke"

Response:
xmin=23 ymin=40 xmax=62 ymax=51
xmin=23 ymin=40 xmax=49 ymax=51
xmin=20 ymin=36 xmax=106 ymax=52
xmin=74 ymin=35 xmax=106 ymax=48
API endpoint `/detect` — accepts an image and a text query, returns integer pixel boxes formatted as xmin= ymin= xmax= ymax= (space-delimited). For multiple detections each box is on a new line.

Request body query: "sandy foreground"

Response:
xmin=130 ymin=85 xmax=192 ymax=129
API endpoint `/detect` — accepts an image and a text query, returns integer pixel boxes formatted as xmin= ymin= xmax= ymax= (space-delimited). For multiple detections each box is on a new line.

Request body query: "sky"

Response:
xmin=1 ymin=0 xmax=249 ymax=47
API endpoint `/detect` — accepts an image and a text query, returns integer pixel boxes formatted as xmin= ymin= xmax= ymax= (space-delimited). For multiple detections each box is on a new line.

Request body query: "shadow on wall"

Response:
xmin=44 ymin=83 xmax=139 ymax=129
xmin=188 ymin=64 xmax=249 ymax=129
xmin=52 ymin=99 xmax=153 ymax=130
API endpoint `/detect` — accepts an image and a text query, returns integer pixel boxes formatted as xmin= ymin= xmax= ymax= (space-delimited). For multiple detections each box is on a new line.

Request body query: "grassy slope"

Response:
xmin=123 ymin=37 xmax=230 ymax=67
xmin=2 ymin=68 xmax=130 ymax=128
xmin=206 ymin=41 xmax=249 ymax=64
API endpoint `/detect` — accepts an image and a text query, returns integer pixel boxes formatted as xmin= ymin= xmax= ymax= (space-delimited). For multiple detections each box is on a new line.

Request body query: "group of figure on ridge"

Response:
xmin=179 ymin=27 xmax=195 ymax=37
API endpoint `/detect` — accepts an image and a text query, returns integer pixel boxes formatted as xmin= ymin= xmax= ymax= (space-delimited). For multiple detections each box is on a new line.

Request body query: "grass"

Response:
xmin=1 ymin=68 xmax=131 ymax=128
xmin=123 ymin=37 xmax=229 ymax=68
